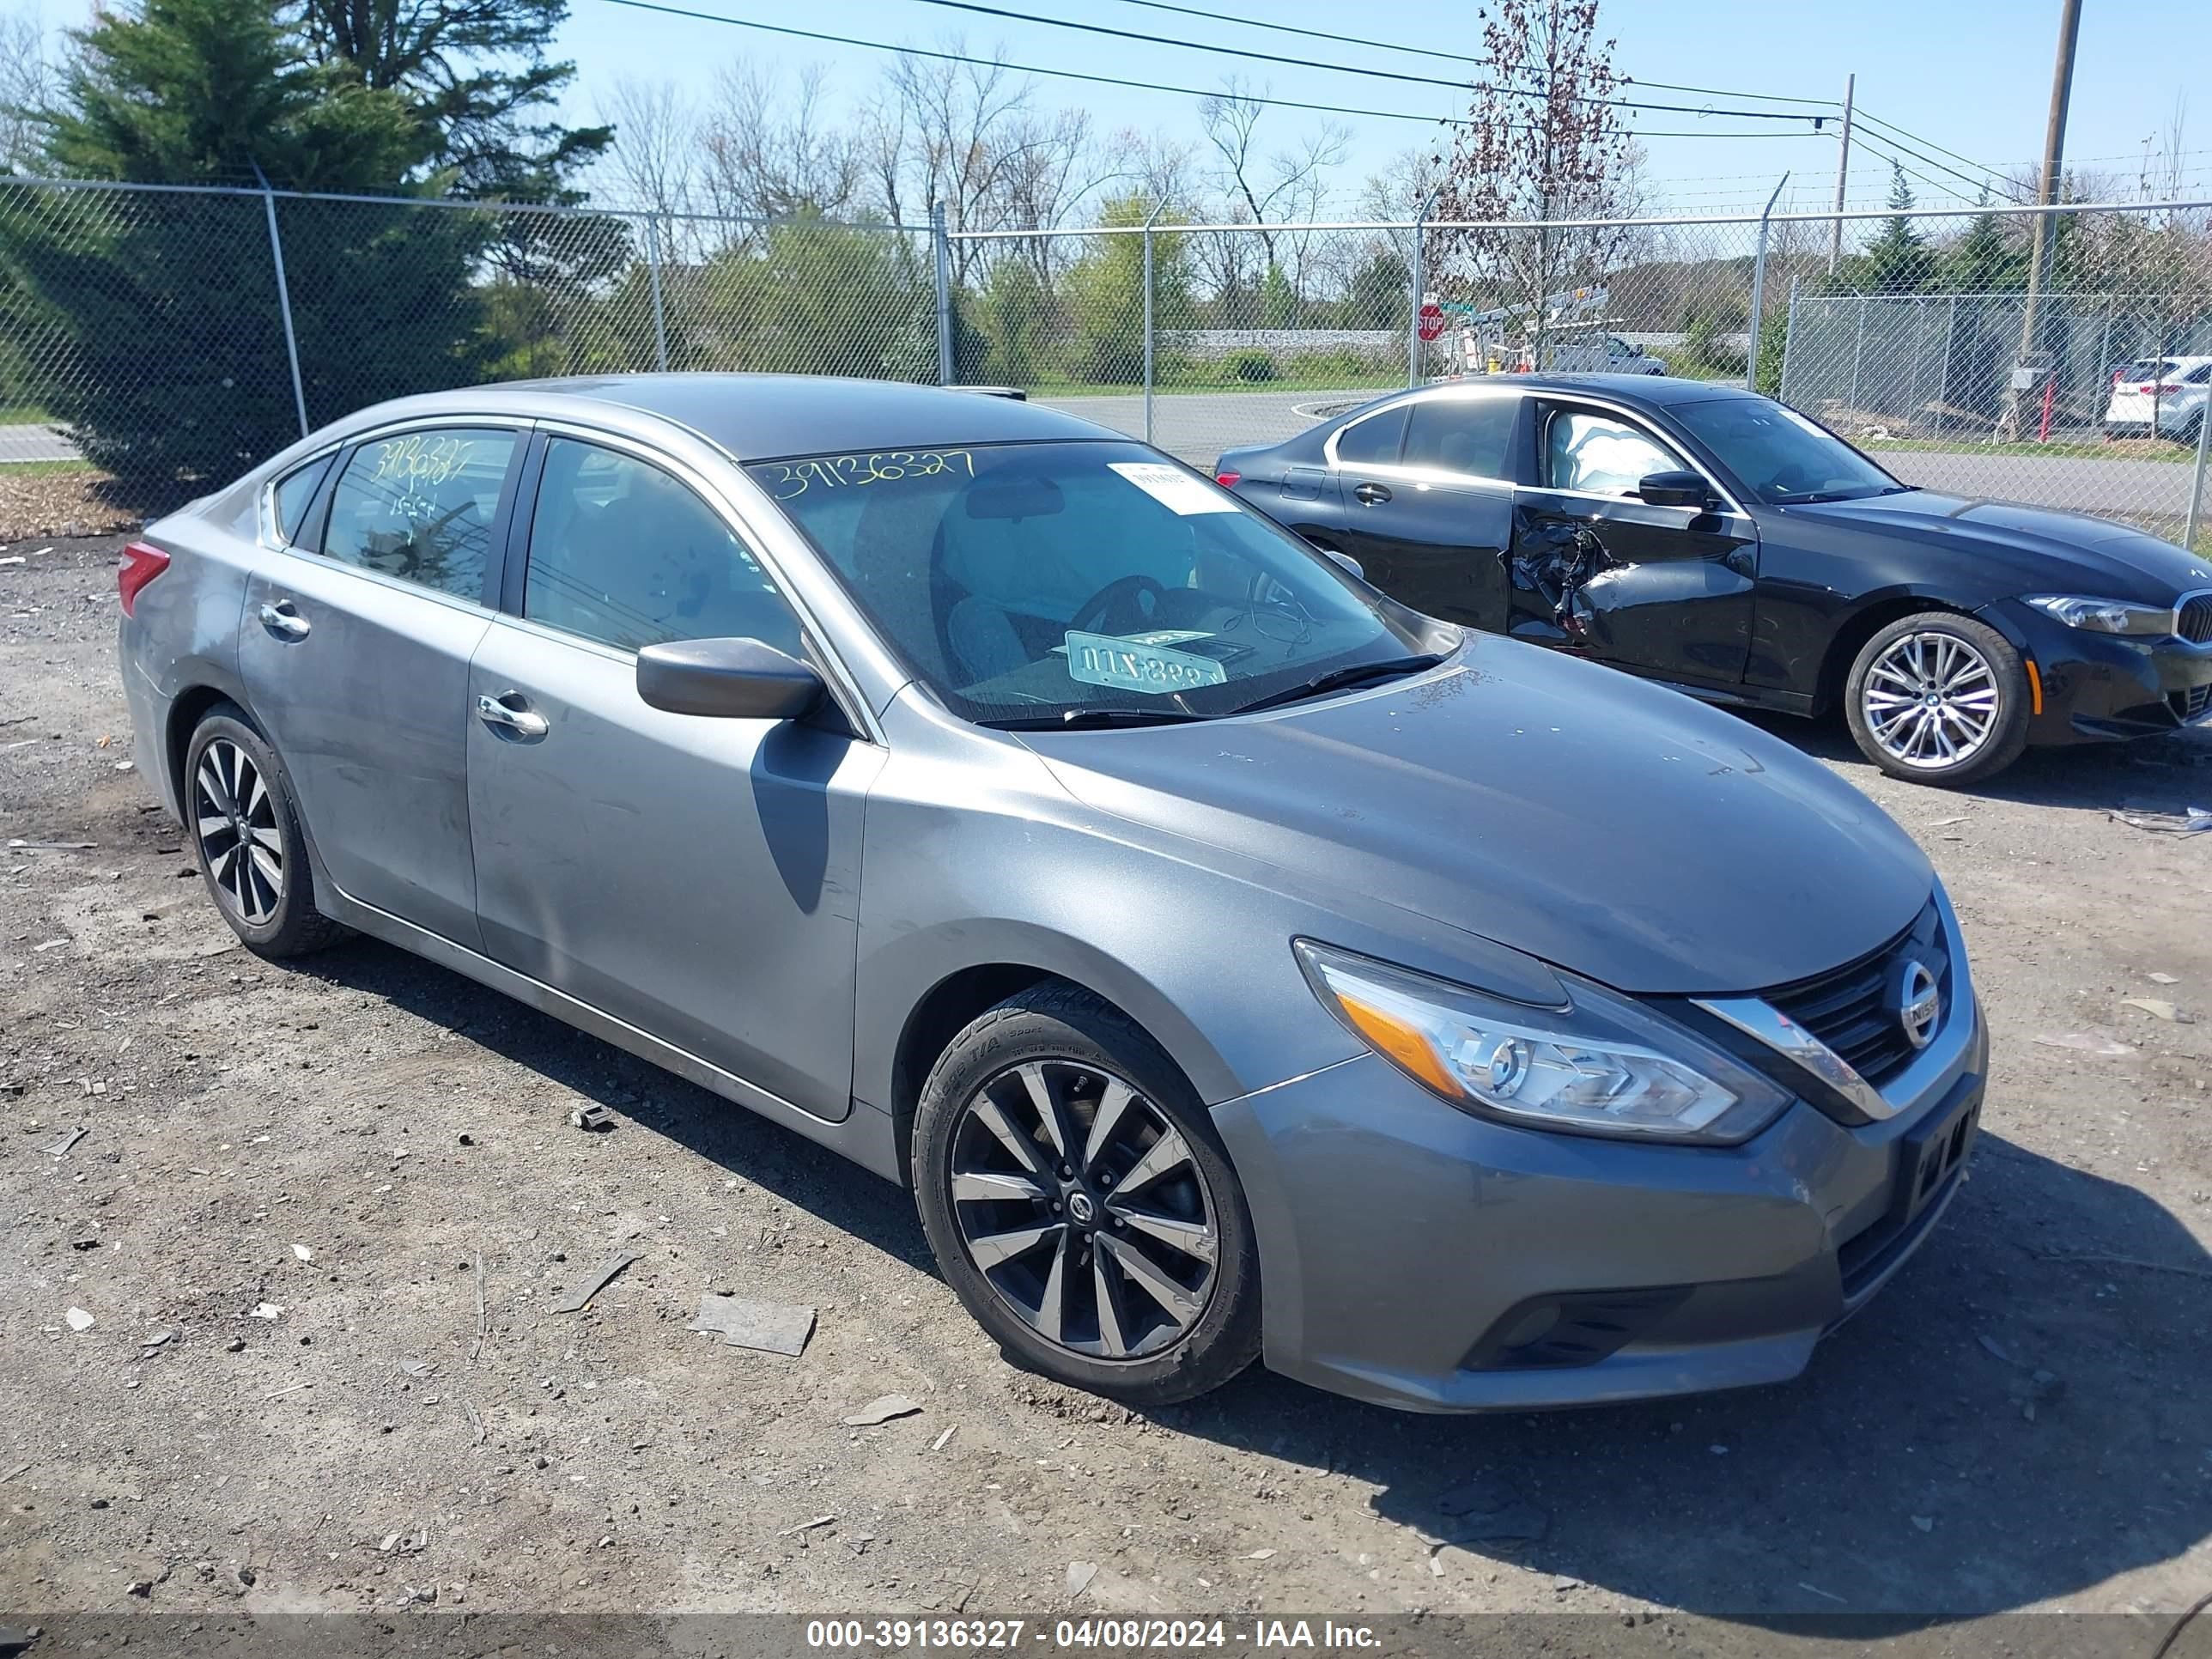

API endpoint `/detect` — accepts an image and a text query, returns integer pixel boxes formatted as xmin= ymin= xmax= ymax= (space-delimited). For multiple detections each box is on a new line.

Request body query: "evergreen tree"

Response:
xmin=291 ymin=0 xmax=611 ymax=202
xmin=1942 ymin=204 xmax=2027 ymax=294
xmin=1859 ymin=164 xmax=1937 ymax=294
xmin=0 ymin=0 xmax=490 ymax=480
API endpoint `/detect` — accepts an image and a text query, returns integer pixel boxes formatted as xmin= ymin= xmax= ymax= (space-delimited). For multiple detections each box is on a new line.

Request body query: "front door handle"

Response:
xmin=257 ymin=599 xmax=309 ymax=641
xmin=1353 ymin=481 xmax=1393 ymax=506
xmin=477 ymin=692 xmax=550 ymax=741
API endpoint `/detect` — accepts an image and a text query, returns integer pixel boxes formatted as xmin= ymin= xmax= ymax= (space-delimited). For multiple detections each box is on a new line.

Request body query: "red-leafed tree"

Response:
xmin=1431 ymin=0 xmax=1644 ymax=366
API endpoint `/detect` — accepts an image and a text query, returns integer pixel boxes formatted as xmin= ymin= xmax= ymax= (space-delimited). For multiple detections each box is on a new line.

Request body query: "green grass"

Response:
xmin=0 ymin=459 xmax=92 ymax=477
xmin=1018 ymin=374 xmax=1405 ymax=399
xmin=0 ymin=403 xmax=55 ymax=426
xmin=1863 ymin=435 xmax=2196 ymax=464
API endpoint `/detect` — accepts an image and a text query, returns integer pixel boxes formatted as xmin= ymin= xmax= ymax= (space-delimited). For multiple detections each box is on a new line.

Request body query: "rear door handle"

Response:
xmin=1353 ymin=481 xmax=1393 ymax=506
xmin=257 ymin=599 xmax=309 ymax=641
xmin=477 ymin=692 xmax=550 ymax=741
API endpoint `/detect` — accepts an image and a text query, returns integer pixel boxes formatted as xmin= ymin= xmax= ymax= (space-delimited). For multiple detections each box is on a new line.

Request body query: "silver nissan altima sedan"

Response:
xmin=118 ymin=374 xmax=1984 ymax=1411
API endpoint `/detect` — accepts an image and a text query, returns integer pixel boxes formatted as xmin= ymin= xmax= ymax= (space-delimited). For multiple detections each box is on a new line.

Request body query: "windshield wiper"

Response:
xmin=1225 ymin=653 xmax=1446 ymax=715
xmin=980 ymin=707 xmax=1210 ymax=731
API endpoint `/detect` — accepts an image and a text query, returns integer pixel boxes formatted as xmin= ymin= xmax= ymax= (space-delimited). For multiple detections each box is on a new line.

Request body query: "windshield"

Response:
xmin=750 ymin=441 xmax=1431 ymax=725
xmin=1670 ymin=397 xmax=1903 ymax=504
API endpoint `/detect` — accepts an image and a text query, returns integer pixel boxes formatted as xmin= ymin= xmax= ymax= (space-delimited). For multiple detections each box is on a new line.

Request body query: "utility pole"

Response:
xmin=1826 ymin=73 xmax=1855 ymax=276
xmin=2002 ymin=0 xmax=2084 ymax=439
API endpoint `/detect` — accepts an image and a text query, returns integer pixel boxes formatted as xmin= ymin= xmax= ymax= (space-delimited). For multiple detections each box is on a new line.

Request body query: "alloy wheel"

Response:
xmin=192 ymin=738 xmax=285 ymax=924
xmin=946 ymin=1059 xmax=1220 ymax=1360
xmin=1861 ymin=631 xmax=2001 ymax=770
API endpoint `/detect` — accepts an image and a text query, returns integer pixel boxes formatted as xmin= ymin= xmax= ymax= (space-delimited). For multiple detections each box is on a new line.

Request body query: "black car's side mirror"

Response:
xmin=1320 ymin=547 xmax=1365 ymax=582
xmin=636 ymin=637 xmax=824 ymax=720
xmin=1637 ymin=470 xmax=1714 ymax=509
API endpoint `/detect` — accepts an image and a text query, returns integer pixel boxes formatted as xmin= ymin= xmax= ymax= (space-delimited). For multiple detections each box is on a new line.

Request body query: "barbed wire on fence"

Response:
xmin=3 ymin=173 xmax=2209 ymax=547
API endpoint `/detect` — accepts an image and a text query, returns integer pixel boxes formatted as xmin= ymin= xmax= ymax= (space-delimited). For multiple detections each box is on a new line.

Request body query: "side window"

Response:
xmin=525 ymin=438 xmax=804 ymax=658
xmin=1401 ymin=398 xmax=1516 ymax=481
xmin=1544 ymin=409 xmax=1683 ymax=496
xmin=2187 ymin=364 xmax=2212 ymax=385
xmin=272 ymin=453 xmax=336 ymax=547
xmin=324 ymin=428 xmax=516 ymax=602
xmin=1333 ymin=405 xmax=1407 ymax=468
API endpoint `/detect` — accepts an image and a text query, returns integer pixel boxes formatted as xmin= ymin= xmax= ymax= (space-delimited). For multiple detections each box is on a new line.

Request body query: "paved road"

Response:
xmin=1036 ymin=388 xmax=2208 ymax=529
xmin=0 ymin=422 xmax=80 ymax=464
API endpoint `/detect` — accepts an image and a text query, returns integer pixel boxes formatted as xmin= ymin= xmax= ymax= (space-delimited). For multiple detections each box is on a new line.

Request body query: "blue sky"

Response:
xmin=548 ymin=0 xmax=2209 ymax=218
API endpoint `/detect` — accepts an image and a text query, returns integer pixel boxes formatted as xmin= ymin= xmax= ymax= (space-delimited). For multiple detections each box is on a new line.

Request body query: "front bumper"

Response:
xmin=1211 ymin=992 xmax=1985 ymax=1414
xmin=1981 ymin=598 xmax=2212 ymax=745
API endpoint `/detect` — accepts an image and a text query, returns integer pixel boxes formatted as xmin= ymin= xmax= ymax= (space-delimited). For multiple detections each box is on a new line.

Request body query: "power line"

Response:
xmin=1851 ymin=108 xmax=2026 ymax=198
xmin=893 ymin=0 xmax=1828 ymax=122
xmin=1095 ymin=0 xmax=1844 ymax=112
xmin=584 ymin=0 xmax=1832 ymax=137
xmin=1850 ymin=123 xmax=2028 ymax=204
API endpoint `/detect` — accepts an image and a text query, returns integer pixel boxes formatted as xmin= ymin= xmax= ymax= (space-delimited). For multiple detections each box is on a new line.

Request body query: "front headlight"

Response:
xmin=1294 ymin=940 xmax=1790 ymax=1145
xmin=2021 ymin=594 xmax=2174 ymax=636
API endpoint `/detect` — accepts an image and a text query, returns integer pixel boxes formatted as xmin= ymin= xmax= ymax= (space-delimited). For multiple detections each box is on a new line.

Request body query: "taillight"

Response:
xmin=118 ymin=541 xmax=168 ymax=617
xmin=2154 ymin=382 xmax=2184 ymax=394
xmin=1214 ymin=470 xmax=1242 ymax=487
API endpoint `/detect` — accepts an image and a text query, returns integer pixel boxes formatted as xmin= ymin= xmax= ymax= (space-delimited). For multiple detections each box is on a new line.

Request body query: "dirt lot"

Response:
xmin=6 ymin=533 xmax=2212 ymax=1648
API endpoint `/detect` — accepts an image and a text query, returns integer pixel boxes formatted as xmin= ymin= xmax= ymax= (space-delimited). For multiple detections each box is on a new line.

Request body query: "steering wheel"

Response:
xmin=1068 ymin=574 xmax=1169 ymax=637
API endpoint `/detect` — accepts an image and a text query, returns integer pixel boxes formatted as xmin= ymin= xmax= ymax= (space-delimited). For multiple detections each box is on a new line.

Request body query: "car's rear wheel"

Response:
xmin=1844 ymin=612 xmax=2032 ymax=787
xmin=183 ymin=705 xmax=347 ymax=957
xmin=913 ymin=984 xmax=1261 ymax=1407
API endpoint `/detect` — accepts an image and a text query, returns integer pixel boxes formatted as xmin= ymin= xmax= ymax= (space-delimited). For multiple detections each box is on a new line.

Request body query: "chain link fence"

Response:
xmin=4 ymin=177 xmax=2210 ymax=548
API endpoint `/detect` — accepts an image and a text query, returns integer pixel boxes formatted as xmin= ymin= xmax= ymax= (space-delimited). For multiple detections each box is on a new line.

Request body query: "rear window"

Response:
xmin=1334 ymin=405 xmax=1407 ymax=467
xmin=272 ymin=453 xmax=336 ymax=546
xmin=1401 ymin=396 xmax=1516 ymax=480
xmin=2118 ymin=359 xmax=2175 ymax=381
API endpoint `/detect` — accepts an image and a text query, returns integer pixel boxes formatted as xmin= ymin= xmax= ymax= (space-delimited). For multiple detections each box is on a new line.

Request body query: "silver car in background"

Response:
xmin=118 ymin=375 xmax=1984 ymax=1411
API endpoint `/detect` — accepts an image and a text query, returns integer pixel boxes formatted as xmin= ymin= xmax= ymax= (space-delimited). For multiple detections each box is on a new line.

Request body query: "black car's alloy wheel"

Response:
xmin=184 ymin=705 xmax=348 ymax=957
xmin=915 ymin=985 xmax=1261 ymax=1406
xmin=1844 ymin=611 xmax=2032 ymax=787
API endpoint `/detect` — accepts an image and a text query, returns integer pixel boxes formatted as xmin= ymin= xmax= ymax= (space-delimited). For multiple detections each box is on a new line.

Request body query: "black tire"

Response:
xmin=913 ymin=984 xmax=1262 ymax=1407
xmin=181 ymin=703 xmax=348 ymax=957
xmin=1844 ymin=611 xmax=2033 ymax=787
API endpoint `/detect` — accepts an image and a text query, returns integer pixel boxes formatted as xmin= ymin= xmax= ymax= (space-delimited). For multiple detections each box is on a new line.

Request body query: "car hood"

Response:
xmin=1789 ymin=490 xmax=2212 ymax=603
xmin=1021 ymin=638 xmax=1932 ymax=996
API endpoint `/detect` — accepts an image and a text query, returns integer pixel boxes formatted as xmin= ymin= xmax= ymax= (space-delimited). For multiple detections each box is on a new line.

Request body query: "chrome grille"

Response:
xmin=1765 ymin=902 xmax=1947 ymax=1090
xmin=2180 ymin=594 xmax=2212 ymax=646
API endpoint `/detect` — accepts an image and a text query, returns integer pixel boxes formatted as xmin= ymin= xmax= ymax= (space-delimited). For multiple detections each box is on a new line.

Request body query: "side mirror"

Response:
xmin=1321 ymin=547 xmax=1365 ymax=582
xmin=1637 ymin=470 xmax=1713 ymax=509
xmin=636 ymin=636 xmax=824 ymax=720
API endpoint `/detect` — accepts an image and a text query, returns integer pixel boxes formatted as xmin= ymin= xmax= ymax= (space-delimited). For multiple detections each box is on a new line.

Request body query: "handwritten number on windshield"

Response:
xmin=763 ymin=450 xmax=976 ymax=500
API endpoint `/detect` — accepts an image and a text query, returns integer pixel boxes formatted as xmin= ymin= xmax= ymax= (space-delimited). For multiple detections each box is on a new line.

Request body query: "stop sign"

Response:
xmin=1417 ymin=302 xmax=1446 ymax=342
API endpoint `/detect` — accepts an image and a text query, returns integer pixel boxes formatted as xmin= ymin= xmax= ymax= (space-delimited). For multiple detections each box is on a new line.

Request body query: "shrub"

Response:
xmin=1224 ymin=348 xmax=1278 ymax=383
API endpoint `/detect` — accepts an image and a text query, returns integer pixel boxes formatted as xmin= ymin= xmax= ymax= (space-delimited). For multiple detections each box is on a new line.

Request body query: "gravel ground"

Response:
xmin=6 ymin=534 xmax=2212 ymax=1648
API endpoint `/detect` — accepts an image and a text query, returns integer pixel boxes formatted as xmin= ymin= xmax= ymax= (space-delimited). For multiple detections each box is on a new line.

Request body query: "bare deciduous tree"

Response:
xmin=1197 ymin=77 xmax=1348 ymax=295
xmin=700 ymin=62 xmax=860 ymax=226
xmin=1 ymin=5 xmax=58 ymax=171
xmin=1432 ymin=0 xmax=1644 ymax=362
xmin=599 ymin=76 xmax=697 ymax=250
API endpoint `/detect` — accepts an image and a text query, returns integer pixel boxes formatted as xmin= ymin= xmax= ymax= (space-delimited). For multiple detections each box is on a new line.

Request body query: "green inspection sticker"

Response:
xmin=1063 ymin=629 xmax=1228 ymax=695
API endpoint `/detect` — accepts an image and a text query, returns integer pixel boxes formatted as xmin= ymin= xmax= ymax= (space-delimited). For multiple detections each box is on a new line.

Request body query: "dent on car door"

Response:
xmin=465 ymin=432 xmax=881 ymax=1122
xmin=1507 ymin=403 xmax=1759 ymax=685
xmin=238 ymin=424 xmax=522 ymax=947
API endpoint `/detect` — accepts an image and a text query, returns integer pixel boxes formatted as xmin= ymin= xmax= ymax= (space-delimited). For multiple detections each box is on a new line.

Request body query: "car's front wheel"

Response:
xmin=183 ymin=705 xmax=347 ymax=957
xmin=913 ymin=984 xmax=1261 ymax=1407
xmin=1844 ymin=611 xmax=2033 ymax=787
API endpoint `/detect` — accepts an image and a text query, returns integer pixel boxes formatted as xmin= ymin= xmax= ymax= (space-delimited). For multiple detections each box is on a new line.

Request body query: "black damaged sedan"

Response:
xmin=1216 ymin=375 xmax=2212 ymax=786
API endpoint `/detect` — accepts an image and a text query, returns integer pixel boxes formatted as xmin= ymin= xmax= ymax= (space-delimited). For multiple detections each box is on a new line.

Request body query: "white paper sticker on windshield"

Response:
xmin=1109 ymin=461 xmax=1239 ymax=515
xmin=1064 ymin=629 xmax=1229 ymax=696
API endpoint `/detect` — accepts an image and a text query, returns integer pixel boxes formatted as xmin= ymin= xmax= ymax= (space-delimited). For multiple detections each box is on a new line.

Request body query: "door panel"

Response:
xmin=1331 ymin=393 xmax=1521 ymax=627
xmin=238 ymin=426 xmax=520 ymax=946
xmin=1507 ymin=403 xmax=1759 ymax=685
xmin=465 ymin=621 xmax=878 ymax=1121
xmin=465 ymin=434 xmax=877 ymax=1122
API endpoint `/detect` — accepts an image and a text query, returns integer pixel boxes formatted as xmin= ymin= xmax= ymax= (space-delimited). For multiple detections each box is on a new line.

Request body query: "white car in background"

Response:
xmin=2104 ymin=356 xmax=2210 ymax=443
xmin=1541 ymin=333 xmax=1670 ymax=375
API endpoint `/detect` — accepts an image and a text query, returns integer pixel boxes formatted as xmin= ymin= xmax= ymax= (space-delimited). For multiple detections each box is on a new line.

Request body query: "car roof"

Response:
xmin=429 ymin=373 xmax=1119 ymax=461
xmin=1505 ymin=373 xmax=1759 ymax=406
